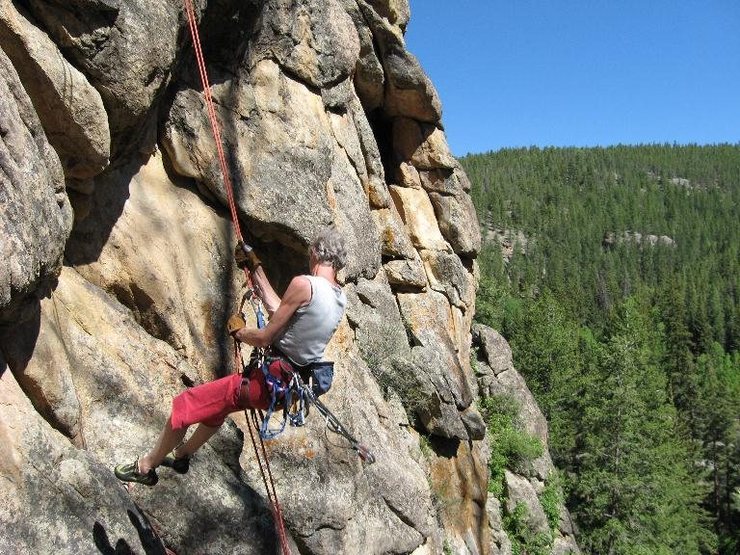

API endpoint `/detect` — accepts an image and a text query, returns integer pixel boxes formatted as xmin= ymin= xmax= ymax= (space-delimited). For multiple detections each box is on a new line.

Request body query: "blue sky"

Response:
xmin=405 ymin=1 xmax=740 ymax=156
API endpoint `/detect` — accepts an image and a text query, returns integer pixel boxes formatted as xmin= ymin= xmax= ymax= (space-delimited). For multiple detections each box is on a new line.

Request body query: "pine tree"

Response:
xmin=508 ymin=291 xmax=582 ymax=465
xmin=572 ymin=299 xmax=715 ymax=554
xmin=695 ymin=345 xmax=740 ymax=553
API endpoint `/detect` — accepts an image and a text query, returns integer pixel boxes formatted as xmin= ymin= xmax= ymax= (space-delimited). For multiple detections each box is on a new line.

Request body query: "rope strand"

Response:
xmin=182 ymin=0 xmax=242 ymax=239
xmin=182 ymin=2 xmax=289 ymax=553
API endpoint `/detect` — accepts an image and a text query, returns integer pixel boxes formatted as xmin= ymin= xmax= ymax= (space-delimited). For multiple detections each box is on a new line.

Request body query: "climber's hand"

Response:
xmin=227 ymin=314 xmax=246 ymax=336
xmin=234 ymin=241 xmax=262 ymax=271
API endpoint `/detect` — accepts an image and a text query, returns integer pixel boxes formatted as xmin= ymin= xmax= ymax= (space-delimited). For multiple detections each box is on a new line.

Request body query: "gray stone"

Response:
xmin=339 ymin=0 xmax=385 ymax=111
xmin=366 ymin=0 xmax=410 ymax=29
xmin=322 ymin=78 xmax=354 ymax=111
xmin=384 ymin=257 xmax=427 ymax=290
xmin=250 ymin=0 xmax=361 ymax=89
xmin=427 ymin=190 xmax=481 ymax=257
xmin=473 ymin=324 xmax=514 ymax=377
xmin=349 ymin=93 xmax=390 ymax=208
xmin=345 ymin=273 xmax=411 ymax=372
xmin=25 ymin=0 xmax=180 ymax=153
xmin=0 ymin=372 xmax=168 ymax=554
xmin=392 ymin=117 xmax=456 ymax=169
xmin=359 ymin=2 xmax=440 ymax=122
xmin=0 ymin=48 xmax=72 ymax=320
xmin=420 ymin=249 xmax=474 ymax=310
xmin=486 ymin=497 xmax=513 ymax=555
xmin=504 ymin=471 xmax=550 ymax=535
xmin=371 ymin=206 xmax=417 ymax=259
xmin=0 ymin=1 xmax=110 ymax=182
xmin=460 ymin=405 xmax=486 ymax=441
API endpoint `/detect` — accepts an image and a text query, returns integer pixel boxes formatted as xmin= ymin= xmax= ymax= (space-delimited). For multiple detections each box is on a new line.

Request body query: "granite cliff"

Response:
xmin=0 ymin=1 xmax=577 ymax=553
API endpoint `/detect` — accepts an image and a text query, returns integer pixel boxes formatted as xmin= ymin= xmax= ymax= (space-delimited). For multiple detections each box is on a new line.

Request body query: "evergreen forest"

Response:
xmin=461 ymin=144 xmax=740 ymax=554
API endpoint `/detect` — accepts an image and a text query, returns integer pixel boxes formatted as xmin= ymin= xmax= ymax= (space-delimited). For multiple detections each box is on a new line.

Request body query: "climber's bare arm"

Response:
xmin=250 ymin=266 xmax=281 ymax=316
xmin=235 ymin=276 xmax=311 ymax=346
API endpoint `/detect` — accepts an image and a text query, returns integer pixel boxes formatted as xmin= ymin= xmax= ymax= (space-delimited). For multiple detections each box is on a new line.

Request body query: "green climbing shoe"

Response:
xmin=114 ymin=460 xmax=158 ymax=486
xmin=160 ymin=452 xmax=190 ymax=474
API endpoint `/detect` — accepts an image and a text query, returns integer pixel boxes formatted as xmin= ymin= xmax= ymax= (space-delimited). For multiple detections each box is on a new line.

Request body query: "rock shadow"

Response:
xmin=64 ymin=156 xmax=144 ymax=267
xmin=0 ymin=300 xmax=40 ymax=387
xmin=173 ymin=422 xmax=285 ymax=554
xmin=92 ymin=507 xmax=167 ymax=555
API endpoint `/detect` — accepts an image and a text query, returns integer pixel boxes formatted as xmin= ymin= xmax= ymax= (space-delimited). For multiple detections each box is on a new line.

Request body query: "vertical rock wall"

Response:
xmin=0 ymin=1 xmax=507 ymax=553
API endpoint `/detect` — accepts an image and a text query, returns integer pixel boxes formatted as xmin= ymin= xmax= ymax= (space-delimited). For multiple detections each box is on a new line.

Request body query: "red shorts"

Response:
xmin=170 ymin=359 xmax=293 ymax=429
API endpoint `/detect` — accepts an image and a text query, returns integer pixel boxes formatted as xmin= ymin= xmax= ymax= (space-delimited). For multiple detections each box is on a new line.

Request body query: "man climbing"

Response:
xmin=114 ymin=227 xmax=348 ymax=486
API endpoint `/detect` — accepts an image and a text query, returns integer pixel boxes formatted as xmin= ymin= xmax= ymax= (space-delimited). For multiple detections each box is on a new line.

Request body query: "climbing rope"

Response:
xmin=235 ymin=342 xmax=291 ymax=555
xmin=182 ymin=2 xmax=290 ymax=553
xmin=182 ymin=0 xmax=242 ymax=241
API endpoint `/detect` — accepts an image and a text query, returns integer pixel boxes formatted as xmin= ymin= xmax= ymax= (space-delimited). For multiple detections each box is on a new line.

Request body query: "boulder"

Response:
xmin=396 ymin=160 xmax=423 ymax=188
xmin=428 ymin=190 xmax=482 ymax=257
xmin=0 ymin=48 xmax=72 ymax=321
xmin=396 ymin=290 xmax=483 ymax=440
xmin=249 ymin=0 xmax=361 ymax=89
xmin=389 ymin=185 xmax=447 ymax=251
xmin=163 ymin=59 xmax=380 ymax=281
xmin=384 ymin=257 xmax=427 ymax=290
xmin=25 ymin=0 xmax=181 ymax=152
xmin=429 ymin=440 xmax=491 ymax=554
xmin=419 ymin=166 xmax=481 ymax=256
xmin=475 ymin=324 xmax=581 ymax=553
xmin=0 ymin=1 xmax=110 ymax=183
xmin=473 ymin=324 xmax=514 ymax=378
xmin=393 ymin=117 xmax=456 ymax=169
xmin=345 ymin=273 xmax=411 ymax=373
xmin=420 ymin=249 xmax=474 ymax=310
xmin=370 ymin=206 xmax=417 ymax=259
xmin=487 ymin=497 xmax=514 ymax=555
xmin=340 ymin=0 xmax=385 ymax=111
xmin=359 ymin=2 xmax=440 ymax=122
xmin=65 ymin=150 xmax=243 ymax=379
xmin=348 ymin=93 xmax=390 ymax=208
xmin=0 ymin=370 xmax=167 ymax=554
xmin=366 ymin=0 xmax=410 ymax=29
xmin=504 ymin=471 xmax=550 ymax=536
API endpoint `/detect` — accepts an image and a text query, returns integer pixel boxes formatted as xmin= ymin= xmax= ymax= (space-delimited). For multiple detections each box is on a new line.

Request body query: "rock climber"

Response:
xmin=114 ymin=227 xmax=347 ymax=486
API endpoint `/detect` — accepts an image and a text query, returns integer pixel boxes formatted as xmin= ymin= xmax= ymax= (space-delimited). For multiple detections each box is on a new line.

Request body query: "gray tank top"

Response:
xmin=274 ymin=275 xmax=347 ymax=366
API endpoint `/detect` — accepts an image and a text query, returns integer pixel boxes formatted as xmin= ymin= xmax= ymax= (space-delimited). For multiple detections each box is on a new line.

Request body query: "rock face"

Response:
xmin=602 ymin=230 xmax=676 ymax=249
xmin=0 ymin=47 xmax=72 ymax=323
xmin=473 ymin=324 xmax=581 ymax=555
xmin=0 ymin=1 xmax=565 ymax=554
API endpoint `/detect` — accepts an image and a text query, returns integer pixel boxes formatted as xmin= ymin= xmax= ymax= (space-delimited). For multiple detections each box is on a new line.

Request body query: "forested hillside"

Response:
xmin=462 ymin=144 xmax=740 ymax=554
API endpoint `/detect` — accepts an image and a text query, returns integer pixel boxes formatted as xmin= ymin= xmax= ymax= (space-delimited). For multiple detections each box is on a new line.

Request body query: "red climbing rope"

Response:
xmin=248 ymin=410 xmax=291 ymax=552
xmin=182 ymin=0 xmax=242 ymax=241
xmin=182 ymin=3 xmax=290 ymax=554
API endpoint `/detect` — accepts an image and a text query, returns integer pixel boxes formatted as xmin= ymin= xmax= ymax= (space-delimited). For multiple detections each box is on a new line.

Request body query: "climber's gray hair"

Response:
xmin=310 ymin=226 xmax=347 ymax=270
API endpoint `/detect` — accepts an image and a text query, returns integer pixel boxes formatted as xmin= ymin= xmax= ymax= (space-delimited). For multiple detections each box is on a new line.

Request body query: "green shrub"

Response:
xmin=539 ymin=475 xmax=564 ymax=532
xmin=480 ymin=394 xmax=544 ymax=494
xmin=503 ymin=502 xmax=553 ymax=555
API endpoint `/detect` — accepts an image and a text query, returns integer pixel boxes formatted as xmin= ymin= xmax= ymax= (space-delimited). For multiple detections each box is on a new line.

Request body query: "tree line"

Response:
xmin=462 ymin=144 xmax=739 ymax=554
